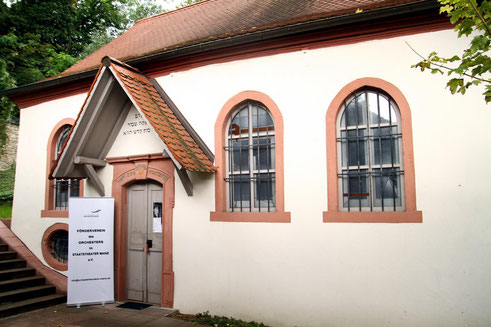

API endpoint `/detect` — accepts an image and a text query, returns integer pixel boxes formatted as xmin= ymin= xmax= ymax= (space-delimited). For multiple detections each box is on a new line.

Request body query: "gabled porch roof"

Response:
xmin=51 ymin=57 xmax=215 ymax=196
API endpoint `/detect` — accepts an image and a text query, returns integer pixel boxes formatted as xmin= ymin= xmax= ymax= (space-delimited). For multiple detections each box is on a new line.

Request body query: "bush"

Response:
xmin=0 ymin=165 xmax=15 ymax=201
xmin=175 ymin=311 xmax=269 ymax=327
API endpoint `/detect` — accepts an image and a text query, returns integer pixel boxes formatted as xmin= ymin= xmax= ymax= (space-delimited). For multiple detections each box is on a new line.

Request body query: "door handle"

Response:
xmin=146 ymin=239 xmax=153 ymax=253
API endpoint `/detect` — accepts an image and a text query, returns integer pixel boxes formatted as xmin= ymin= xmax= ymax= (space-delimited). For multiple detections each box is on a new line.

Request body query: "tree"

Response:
xmin=78 ymin=0 xmax=164 ymax=59
xmin=412 ymin=0 xmax=490 ymax=103
xmin=0 ymin=57 xmax=15 ymax=149
xmin=123 ymin=0 xmax=164 ymax=27
xmin=1 ymin=0 xmax=129 ymax=57
xmin=1 ymin=0 xmax=164 ymax=85
xmin=0 ymin=0 xmax=163 ymax=151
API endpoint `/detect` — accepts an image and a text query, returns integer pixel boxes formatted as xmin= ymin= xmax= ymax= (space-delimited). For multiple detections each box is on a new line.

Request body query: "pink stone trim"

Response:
xmin=42 ymin=118 xmax=84 ymax=218
xmin=212 ymin=91 xmax=290 ymax=223
xmin=323 ymin=78 xmax=422 ymax=223
xmin=41 ymin=223 xmax=68 ymax=271
xmin=210 ymin=211 xmax=291 ymax=223
xmin=0 ymin=220 xmax=67 ymax=294
xmin=110 ymin=156 xmax=175 ymax=307
xmin=323 ymin=211 xmax=422 ymax=223
xmin=41 ymin=210 xmax=69 ymax=218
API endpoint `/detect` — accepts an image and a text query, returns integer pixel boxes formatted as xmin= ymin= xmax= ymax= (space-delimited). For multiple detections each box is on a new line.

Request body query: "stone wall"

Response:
xmin=0 ymin=123 xmax=19 ymax=171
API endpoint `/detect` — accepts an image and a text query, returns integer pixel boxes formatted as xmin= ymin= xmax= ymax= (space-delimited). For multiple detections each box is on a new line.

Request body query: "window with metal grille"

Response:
xmin=50 ymin=230 xmax=68 ymax=263
xmin=54 ymin=179 xmax=80 ymax=210
xmin=54 ymin=125 xmax=79 ymax=210
xmin=225 ymin=101 xmax=276 ymax=212
xmin=337 ymin=88 xmax=405 ymax=212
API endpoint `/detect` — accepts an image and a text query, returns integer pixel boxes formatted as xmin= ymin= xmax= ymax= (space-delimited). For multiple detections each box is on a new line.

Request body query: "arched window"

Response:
xmin=226 ymin=101 xmax=275 ymax=211
xmin=324 ymin=78 xmax=421 ymax=223
xmin=211 ymin=91 xmax=290 ymax=223
xmin=337 ymin=88 xmax=403 ymax=211
xmin=53 ymin=125 xmax=80 ymax=210
xmin=41 ymin=119 xmax=83 ymax=218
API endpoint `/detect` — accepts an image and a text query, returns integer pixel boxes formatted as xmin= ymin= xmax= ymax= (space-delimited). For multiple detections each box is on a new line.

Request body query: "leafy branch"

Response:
xmin=411 ymin=0 xmax=491 ymax=103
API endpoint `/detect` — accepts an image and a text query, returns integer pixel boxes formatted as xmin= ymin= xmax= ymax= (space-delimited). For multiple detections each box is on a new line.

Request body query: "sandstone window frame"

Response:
xmin=41 ymin=118 xmax=84 ymax=218
xmin=211 ymin=91 xmax=290 ymax=223
xmin=323 ymin=78 xmax=422 ymax=223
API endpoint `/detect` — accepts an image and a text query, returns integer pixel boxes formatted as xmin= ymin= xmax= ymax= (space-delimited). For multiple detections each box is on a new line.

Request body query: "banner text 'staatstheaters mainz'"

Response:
xmin=68 ymin=198 xmax=114 ymax=306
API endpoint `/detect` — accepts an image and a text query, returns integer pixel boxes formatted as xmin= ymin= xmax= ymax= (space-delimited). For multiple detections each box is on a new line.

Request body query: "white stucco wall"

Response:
xmin=12 ymin=98 xmax=165 ymax=267
xmin=11 ymin=27 xmax=491 ymax=326
xmin=83 ymin=165 xmax=114 ymax=198
xmin=106 ymin=105 xmax=165 ymax=159
xmin=85 ymin=105 xmax=165 ymax=196
xmin=156 ymin=29 xmax=491 ymax=327
xmin=12 ymin=93 xmax=86 ymax=272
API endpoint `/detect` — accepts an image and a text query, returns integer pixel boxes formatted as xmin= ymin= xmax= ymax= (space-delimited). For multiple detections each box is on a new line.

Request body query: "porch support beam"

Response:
xmin=176 ymin=168 xmax=193 ymax=196
xmin=83 ymin=164 xmax=105 ymax=196
xmin=74 ymin=156 xmax=106 ymax=167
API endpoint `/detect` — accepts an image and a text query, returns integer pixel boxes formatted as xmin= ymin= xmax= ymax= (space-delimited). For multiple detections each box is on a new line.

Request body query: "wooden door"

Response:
xmin=126 ymin=181 xmax=162 ymax=304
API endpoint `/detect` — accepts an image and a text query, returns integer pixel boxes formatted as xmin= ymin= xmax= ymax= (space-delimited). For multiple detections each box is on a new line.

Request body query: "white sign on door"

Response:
xmin=67 ymin=197 xmax=114 ymax=306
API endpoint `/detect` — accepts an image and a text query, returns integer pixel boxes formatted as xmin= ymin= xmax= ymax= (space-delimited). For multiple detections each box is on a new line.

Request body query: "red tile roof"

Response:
xmin=61 ymin=0 xmax=424 ymax=76
xmin=50 ymin=58 xmax=216 ymax=177
xmin=108 ymin=59 xmax=216 ymax=172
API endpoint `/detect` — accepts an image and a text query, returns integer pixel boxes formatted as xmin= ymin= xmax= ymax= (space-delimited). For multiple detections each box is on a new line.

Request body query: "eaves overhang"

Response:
xmin=0 ymin=0 xmax=441 ymax=99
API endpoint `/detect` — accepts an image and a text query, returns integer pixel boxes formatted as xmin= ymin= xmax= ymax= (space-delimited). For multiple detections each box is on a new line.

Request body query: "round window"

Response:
xmin=50 ymin=230 xmax=68 ymax=264
xmin=42 ymin=223 xmax=68 ymax=271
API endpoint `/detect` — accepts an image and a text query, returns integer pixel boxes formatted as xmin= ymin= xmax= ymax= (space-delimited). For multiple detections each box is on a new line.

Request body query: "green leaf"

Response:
xmin=431 ymin=68 xmax=444 ymax=74
xmin=447 ymin=78 xmax=464 ymax=94
xmin=440 ymin=4 xmax=454 ymax=14
xmin=448 ymin=55 xmax=461 ymax=62
xmin=454 ymin=65 xmax=468 ymax=74
xmin=470 ymin=35 xmax=490 ymax=52
xmin=458 ymin=19 xmax=474 ymax=36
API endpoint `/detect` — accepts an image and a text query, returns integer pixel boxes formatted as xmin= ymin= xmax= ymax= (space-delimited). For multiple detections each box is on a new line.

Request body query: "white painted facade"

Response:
xmin=12 ymin=93 xmax=85 ymax=271
xmin=11 ymin=29 xmax=491 ymax=326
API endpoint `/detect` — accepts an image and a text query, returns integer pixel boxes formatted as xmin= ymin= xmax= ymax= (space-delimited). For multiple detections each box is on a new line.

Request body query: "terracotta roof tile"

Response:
xmin=61 ymin=0 xmax=424 ymax=76
xmin=108 ymin=59 xmax=216 ymax=173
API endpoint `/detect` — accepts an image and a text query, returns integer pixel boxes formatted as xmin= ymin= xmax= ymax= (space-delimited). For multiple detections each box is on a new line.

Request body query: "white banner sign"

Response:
xmin=68 ymin=197 xmax=114 ymax=306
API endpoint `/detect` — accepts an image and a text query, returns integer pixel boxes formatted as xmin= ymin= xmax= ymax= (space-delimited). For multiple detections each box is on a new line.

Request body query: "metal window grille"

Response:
xmin=50 ymin=230 xmax=68 ymax=264
xmin=54 ymin=179 xmax=80 ymax=210
xmin=53 ymin=125 xmax=80 ymax=210
xmin=337 ymin=88 xmax=405 ymax=212
xmin=225 ymin=101 xmax=276 ymax=212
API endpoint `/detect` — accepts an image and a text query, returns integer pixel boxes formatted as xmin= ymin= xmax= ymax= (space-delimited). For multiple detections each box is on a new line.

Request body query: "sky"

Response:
xmin=157 ymin=0 xmax=183 ymax=11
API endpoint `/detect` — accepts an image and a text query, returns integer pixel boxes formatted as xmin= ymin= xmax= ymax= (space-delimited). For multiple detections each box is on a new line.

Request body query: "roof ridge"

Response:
xmin=102 ymin=56 xmax=141 ymax=74
xmin=135 ymin=0 xmax=216 ymax=24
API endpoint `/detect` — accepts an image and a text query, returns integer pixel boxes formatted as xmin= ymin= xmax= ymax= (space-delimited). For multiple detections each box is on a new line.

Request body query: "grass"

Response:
xmin=172 ymin=311 xmax=269 ymax=327
xmin=0 ymin=164 xmax=15 ymax=219
xmin=0 ymin=202 xmax=11 ymax=219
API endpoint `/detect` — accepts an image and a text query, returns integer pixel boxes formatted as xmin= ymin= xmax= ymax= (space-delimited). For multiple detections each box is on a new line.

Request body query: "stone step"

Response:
xmin=0 ymin=244 xmax=8 ymax=252
xmin=0 ymin=259 xmax=26 ymax=271
xmin=0 ymin=268 xmax=35 ymax=281
xmin=0 ymin=251 xmax=17 ymax=261
xmin=0 ymin=276 xmax=45 ymax=293
xmin=0 ymin=284 xmax=56 ymax=303
xmin=0 ymin=293 xmax=66 ymax=318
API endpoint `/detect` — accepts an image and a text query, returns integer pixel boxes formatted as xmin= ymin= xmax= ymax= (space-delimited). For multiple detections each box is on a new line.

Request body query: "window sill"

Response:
xmin=210 ymin=211 xmax=291 ymax=223
xmin=323 ymin=210 xmax=422 ymax=223
xmin=41 ymin=210 xmax=69 ymax=218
